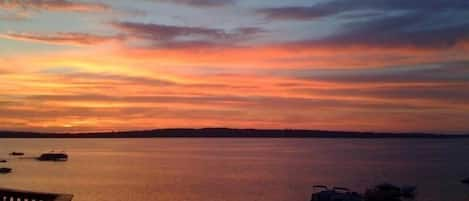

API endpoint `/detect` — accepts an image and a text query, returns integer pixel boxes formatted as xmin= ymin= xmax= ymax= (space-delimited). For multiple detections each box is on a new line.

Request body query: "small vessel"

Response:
xmin=9 ymin=152 xmax=24 ymax=156
xmin=364 ymin=183 xmax=416 ymax=201
xmin=310 ymin=185 xmax=362 ymax=201
xmin=38 ymin=152 xmax=68 ymax=161
xmin=0 ymin=167 xmax=12 ymax=174
xmin=462 ymin=177 xmax=469 ymax=184
xmin=0 ymin=159 xmax=7 ymax=163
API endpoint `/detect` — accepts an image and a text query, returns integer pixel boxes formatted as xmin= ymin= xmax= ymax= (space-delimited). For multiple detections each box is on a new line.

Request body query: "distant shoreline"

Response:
xmin=1 ymin=128 xmax=468 ymax=138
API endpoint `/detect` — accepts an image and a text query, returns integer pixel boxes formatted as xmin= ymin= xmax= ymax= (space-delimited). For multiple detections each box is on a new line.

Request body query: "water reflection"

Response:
xmin=0 ymin=138 xmax=468 ymax=201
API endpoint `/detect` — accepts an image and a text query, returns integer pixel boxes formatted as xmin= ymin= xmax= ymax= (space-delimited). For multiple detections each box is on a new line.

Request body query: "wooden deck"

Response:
xmin=0 ymin=188 xmax=73 ymax=201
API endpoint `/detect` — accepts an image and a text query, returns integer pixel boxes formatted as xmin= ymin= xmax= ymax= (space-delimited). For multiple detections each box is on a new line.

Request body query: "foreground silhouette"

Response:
xmin=311 ymin=183 xmax=416 ymax=201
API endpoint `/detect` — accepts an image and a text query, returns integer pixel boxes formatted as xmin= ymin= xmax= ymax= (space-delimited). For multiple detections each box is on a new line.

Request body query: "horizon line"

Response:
xmin=1 ymin=127 xmax=468 ymax=137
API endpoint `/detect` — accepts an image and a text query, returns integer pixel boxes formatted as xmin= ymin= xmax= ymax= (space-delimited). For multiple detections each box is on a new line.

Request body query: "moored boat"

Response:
xmin=0 ymin=167 xmax=12 ymax=174
xmin=38 ymin=153 xmax=68 ymax=161
xmin=9 ymin=152 xmax=24 ymax=156
xmin=462 ymin=177 xmax=469 ymax=184
xmin=364 ymin=183 xmax=416 ymax=201
xmin=310 ymin=185 xmax=362 ymax=201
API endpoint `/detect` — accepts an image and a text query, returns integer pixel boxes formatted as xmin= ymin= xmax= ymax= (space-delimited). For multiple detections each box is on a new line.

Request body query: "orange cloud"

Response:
xmin=2 ymin=60 xmax=468 ymax=132
xmin=2 ymin=29 xmax=469 ymax=133
xmin=113 ymin=41 xmax=468 ymax=70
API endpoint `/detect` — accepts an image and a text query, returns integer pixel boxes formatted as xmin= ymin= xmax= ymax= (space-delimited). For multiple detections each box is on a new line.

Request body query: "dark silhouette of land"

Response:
xmin=0 ymin=128 xmax=468 ymax=138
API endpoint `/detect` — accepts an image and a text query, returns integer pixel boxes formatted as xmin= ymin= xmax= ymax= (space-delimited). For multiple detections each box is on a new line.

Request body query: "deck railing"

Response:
xmin=0 ymin=188 xmax=73 ymax=201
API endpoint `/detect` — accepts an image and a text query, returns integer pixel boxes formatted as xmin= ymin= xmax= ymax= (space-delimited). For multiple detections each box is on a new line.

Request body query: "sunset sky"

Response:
xmin=1 ymin=0 xmax=469 ymax=133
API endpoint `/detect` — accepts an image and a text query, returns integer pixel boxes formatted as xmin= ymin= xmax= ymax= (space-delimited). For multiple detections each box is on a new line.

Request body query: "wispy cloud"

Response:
xmin=257 ymin=6 xmax=335 ymax=21
xmin=112 ymin=21 xmax=264 ymax=48
xmin=0 ymin=69 xmax=11 ymax=75
xmin=316 ymin=14 xmax=469 ymax=50
xmin=0 ymin=32 xmax=122 ymax=46
xmin=257 ymin=0 xmax=469 ymax=21
xmin=113 ymin=21 xmax=228 ymax=41
xmin=0 ymin=10 xmax=30 ymax=21
xmin=0 ymin=0 xmax=110 ymax=12
xmin=271 ymin=12 xmax=469 ymax=51
xmin=296 ymin=61 xmax=469 ymax=84
xmin=150 ymin=0 xmax=235 ymax=7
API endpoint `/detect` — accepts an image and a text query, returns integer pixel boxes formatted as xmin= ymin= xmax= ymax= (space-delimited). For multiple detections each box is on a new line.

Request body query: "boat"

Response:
xmin=310 ymin=185 xmax=362 ymax=201
xmin=364 ymin=183 xmax=416 ymax=201
xmin=0 ymin=167 xmax=12 ymax=174
xmin=0 ymin=160 xmax=7 ymax=163
xmin=9 ymin=152 xmax=24 ymax=156
xmin=462 ymin=177 xmax=469 ymax=184
xmin=38 ymin=152 xmax=68 ymax=161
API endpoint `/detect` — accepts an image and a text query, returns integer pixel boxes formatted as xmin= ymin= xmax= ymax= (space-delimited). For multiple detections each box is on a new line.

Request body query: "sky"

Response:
xmin=0 ymin=0 xmax=469 ymax=134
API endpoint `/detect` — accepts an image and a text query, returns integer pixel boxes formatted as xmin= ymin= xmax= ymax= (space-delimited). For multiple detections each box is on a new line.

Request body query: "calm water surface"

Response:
xmin=0 ymin=138 xmax=468 ymax=201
